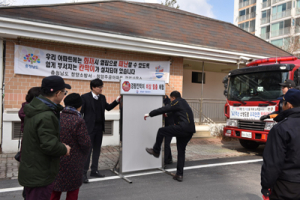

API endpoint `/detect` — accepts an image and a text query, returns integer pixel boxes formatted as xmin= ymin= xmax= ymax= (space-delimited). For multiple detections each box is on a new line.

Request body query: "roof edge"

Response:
xmin=0 ymin=16 xmax=269 ymax=63
xmin=0 ymin=0 xmax=242 ymax=29
xmin=0 ymin=0 xmax=292 ymax=57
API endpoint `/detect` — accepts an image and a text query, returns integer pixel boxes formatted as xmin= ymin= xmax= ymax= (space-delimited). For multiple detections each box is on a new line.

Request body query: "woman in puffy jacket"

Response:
xmin=51 ymin=93 xmax=91 ymax=200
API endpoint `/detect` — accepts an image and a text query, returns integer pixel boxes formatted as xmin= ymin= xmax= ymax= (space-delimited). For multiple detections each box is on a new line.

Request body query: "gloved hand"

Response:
xmin=269 ymin=114 xmax=278 ymax=119
xmin=261 ymin=188 xmax=271 ymax=200
xmin=144 ymin=114 xmax=149 ymax=120
xmin=260 ymin=115 xmax=270 ymax=121
xmin=116 ymin=96 xmax=121 ymax=103
xmin=262 ymin=195 xmax=269 ymax=200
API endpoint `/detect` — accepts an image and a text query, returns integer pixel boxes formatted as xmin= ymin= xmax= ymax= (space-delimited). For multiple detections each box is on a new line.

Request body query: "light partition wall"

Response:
xmin=116 ymin=79 xmax=165 ymax=182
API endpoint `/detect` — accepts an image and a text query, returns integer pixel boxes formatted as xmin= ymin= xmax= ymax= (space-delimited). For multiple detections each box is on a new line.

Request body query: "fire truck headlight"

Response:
xmin=264 ymin=122 xmax=277 ymax=131
xmin=226 ymin=119 xmax=238 ymax=127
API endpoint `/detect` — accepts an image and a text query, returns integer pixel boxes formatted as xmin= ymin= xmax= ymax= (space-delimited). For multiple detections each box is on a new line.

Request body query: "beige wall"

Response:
xmin=182 ymin=69 xmax=228 ymax=100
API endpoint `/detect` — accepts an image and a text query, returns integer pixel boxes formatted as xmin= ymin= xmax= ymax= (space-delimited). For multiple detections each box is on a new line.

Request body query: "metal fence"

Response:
xmin=271 ymin=9 xmax=291 ymax=21
xmin=271 ymin=27 xmax=290 ymax=38
xmin=239 ymin=0 xmax=256 ymax=9
xmin=186 ymin=98 xmax=226 ymax=124
xmin=238 ymin=12 xmax=256 ymax=22
xmin=272 ymin=0 xmax=285 ymax=4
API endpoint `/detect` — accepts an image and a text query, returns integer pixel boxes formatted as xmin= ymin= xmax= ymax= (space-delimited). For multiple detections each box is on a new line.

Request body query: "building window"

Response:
xmin=261 ymin=9 xmax=271 ymax=24
xmin=12 ymin=122 xmax=22 ymax=140
xmin=296 ymin=18 xmax=300 ymax=33
xmin=238 ymin=6 xmax=256 ymax=22
xmin=239 ymin=20 xmax=255 ymax=32
xmin=261 ymin=25 xmax=270 ymax=39
xmin=271 ymin=19 xmax=291 ymax=37
xmin=192 ymin=72 xmax=205 ymax=84
xmin=296 ymin=0 xmax=300 ymax=15
xmin=271 ymin=1 xmax=292 ymax=20
xmin=271 ymin=37 xmax=290 ymax=49
xmin=250 ymin=20 xmax=256 ymax=32
xmin=104 ymin=120 xmax=113 ymax=135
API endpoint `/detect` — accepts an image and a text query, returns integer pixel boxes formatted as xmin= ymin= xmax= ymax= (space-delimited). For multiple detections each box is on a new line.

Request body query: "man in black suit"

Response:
xmin=81 ymin=78 xmax=120 ymax=183
xmin=163 ymin=95 xmax=174 ymax=165
xmin=144 ymin=91 xmax=195 ymax=182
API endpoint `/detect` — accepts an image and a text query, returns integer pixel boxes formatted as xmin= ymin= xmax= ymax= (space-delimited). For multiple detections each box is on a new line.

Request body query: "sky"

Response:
xmin=10 ymin=0 xmax=234 ymax=23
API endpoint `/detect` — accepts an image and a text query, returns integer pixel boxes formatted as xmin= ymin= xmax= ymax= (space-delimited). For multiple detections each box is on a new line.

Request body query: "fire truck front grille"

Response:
xmin=238 ymin=120 xmax=265 ymax=131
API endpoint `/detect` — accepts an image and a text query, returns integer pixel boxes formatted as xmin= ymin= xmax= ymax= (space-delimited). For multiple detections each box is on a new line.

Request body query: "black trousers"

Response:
xmin=84 ymin=124 xmax=103 ymax=174
xmin=270 ymin=179 xmax=300 ymax=200
xmin=164 ymin=136 xmax=173 ymax=163
xmin=153 ymin=125 xmax=193 ymax=176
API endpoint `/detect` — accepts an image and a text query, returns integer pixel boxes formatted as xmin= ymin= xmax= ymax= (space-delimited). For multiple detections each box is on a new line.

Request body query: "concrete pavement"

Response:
xmin=0 ymin=156 xmax=264 ymax=200
xmin=0 ymin=137 xmax=264 ymax=180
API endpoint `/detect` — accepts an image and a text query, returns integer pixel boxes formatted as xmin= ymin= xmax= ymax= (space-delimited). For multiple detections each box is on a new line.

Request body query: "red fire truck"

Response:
xmin=223 ymin=56 xmax=300 ymax=150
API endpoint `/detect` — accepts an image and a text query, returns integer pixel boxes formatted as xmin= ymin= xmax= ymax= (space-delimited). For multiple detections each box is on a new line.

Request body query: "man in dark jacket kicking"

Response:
xmin=261 ymin=88 xmax=300 ymax=200
xmin=144 ymin=91 xmax=195 ymax=182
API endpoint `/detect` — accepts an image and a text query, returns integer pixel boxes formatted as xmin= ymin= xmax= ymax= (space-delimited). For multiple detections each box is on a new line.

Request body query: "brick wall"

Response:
xmin=3 ymin=39 xmax=183 ymax=110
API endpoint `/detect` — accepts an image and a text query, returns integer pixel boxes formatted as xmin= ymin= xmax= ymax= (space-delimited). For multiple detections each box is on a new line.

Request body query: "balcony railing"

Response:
xmin=272 ymin=0 xmax=285 ymax=4
xmin=261 ymin=32 xmax=270 ymax=40
xmin=296 ymin=26 xmax=300 ymax=33
xmin=238 ymin=12 xmax=256 ymax=22
xmin=249 ymin=26 xmax=255 ymax=32
xmin=242 ymin=26 xmax=256 ymax=32
xmin=271 ymin=27 xmax=290 ymax=38
xmin=296 ymin=8 xmax=300 ymax=15
xmin=272 ymin=9 xmax=291 ymax=21
xmin=262 ymin=0 xmax=271 ymax=9
xmin=261 ymin=17 xmax=270 ymax=25
xmin=239 ymin=15 xmax=248 ymax=22
xmin=239 ymin=0 xmax=256 ymax=9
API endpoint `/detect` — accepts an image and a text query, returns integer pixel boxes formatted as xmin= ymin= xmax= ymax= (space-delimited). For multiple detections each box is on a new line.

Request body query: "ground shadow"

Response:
xmin=220 ymin=137 xmax=264 ymax=156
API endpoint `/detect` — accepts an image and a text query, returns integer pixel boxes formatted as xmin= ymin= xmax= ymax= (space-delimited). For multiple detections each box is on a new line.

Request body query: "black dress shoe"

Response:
xmin=146 ymin=148 xmax=159 ymax=158
xmin=83 ymin=174 xmax=89 ymax=183
xmin=90 ymin=171 xmax=105 ymax=178
xmin=173 ymin=174 xmax=183 ymax=182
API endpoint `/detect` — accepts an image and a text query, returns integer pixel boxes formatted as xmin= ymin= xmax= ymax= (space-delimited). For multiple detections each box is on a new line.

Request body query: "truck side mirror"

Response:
xmin=222 ymin=76 xmax=228 ymax=90
xmin=224 ymin=90 xmax=228 ymax=97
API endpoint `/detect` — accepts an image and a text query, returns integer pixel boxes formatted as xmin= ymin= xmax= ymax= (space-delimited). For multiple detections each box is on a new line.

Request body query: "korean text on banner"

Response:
xmin=230 ymin=106 xmax=276 ymax=120
xmin=14 ymin=45 xmax=170 ymax=83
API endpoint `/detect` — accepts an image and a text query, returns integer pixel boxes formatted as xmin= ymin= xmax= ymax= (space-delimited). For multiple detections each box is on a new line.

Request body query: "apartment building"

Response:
xmin=234 ymin=0 xmax=300 ymax=53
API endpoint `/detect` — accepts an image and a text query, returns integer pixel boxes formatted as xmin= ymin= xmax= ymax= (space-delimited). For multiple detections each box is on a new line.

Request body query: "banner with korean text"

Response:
xmin=229 ymin=106 xmax=276 ymax=120
xmin=14 ymin=45 xmax=170 ymax=83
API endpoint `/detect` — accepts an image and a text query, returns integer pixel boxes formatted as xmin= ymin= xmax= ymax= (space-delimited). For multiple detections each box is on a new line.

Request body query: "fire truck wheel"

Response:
xmin=239 ymin=139 xmax=260 ymax=150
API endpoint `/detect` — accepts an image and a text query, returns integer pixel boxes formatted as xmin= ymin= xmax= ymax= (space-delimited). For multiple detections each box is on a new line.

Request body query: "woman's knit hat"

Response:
xmin=64 ymin=93 xmax=82 ymax=109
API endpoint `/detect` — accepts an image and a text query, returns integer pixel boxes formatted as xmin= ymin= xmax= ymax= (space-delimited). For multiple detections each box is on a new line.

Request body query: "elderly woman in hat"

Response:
xmin=51 ymin=93 xmax=91 ymax=200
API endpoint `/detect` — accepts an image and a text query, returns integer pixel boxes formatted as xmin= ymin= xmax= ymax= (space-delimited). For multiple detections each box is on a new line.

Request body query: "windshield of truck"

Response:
xmin=228 ymin=71 xmax=289 ymax=101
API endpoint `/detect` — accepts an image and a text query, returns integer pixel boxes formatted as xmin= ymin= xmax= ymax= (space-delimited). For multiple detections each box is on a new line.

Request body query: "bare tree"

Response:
xmin=280 ymin=27 xmax=300 ymax=57
xmin=0 ymin=0 xmax=14 ymax=6
xmin=284 ymin=36 xmax=300 ymax=56
xmin=161 ymin=0 xmax=179 ymax=9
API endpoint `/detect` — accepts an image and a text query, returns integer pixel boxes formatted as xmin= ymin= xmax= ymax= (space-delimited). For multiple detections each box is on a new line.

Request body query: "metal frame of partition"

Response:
xmin=112 ymin=95 xmax=166 ymax=183
xmin=111 ymin=79 xmax=171 ymax=183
